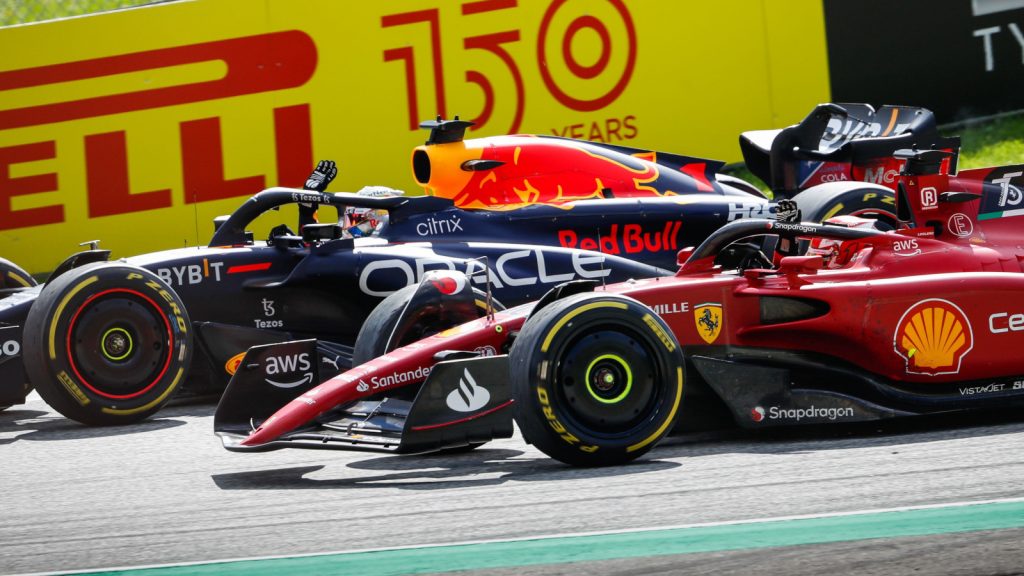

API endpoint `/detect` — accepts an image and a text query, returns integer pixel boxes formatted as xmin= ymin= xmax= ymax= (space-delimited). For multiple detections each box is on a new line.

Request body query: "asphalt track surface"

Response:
xmin=2 ymin=392 xmax=1024 ymax=575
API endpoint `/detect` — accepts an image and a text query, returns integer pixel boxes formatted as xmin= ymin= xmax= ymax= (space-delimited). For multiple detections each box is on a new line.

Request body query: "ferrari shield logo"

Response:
xmin=694 ymin=302 xmax=723 ymax=344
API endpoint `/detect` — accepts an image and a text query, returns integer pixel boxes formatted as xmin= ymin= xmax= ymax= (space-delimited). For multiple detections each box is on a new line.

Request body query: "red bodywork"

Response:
xmin=240 ymin=154 xmax=1024 ymax=447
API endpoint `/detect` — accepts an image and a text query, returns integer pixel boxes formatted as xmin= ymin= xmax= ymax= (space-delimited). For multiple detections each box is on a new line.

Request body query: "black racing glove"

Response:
xmin=304 ymin=160 xmax=338 ymax=192
xmin=775 ymin=199 xmax=801 ymax=223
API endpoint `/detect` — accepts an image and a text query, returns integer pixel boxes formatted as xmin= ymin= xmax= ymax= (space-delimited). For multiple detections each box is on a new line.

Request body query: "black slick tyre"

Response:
xmin=354 ymin=284 xmax=504 ymax=454
xmin=353 ymin=284 xmax=505 ymax=365
xmin=510 ymin=293 xmax=684 ymax=466
xmin=22 ymin=263 xmax=192 ymax=425
xmin=0 ymin=257 xmax=37 ymax=289
xmin=792 ymin=183 xmax=898 ymax=230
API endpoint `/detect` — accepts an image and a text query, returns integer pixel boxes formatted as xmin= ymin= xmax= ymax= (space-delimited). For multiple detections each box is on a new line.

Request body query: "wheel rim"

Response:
xmin=101 ymin=327 xmax=134 ymax=361
xmin=66 ymin=288 xmax=173 ymax=399
xmin=585 ymin=354 xmax=633 ymax=404
xmin=555 ymin=327 xmax=660 ymax=434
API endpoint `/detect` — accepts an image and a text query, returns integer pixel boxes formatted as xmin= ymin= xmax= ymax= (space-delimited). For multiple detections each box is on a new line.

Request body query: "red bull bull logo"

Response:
xmin=412 ymin=135 xmax=717 ymax=210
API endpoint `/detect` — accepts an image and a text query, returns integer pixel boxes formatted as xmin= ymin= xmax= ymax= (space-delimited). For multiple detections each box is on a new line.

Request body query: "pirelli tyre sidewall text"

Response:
xmin=510 ymin=293 xmax=684 ymax=466
xmin=793 ymin=183 xmax=898 ymax=230
xmin=353 ymin=284 xmax=505 ymax=365
xmin=23 ymin=263 xmax=192 ymax=425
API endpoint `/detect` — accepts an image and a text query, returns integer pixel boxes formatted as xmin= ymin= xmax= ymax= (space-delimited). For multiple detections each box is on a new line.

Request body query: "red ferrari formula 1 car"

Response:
xmin=216 ymin=142 xmax=1024 ymax=466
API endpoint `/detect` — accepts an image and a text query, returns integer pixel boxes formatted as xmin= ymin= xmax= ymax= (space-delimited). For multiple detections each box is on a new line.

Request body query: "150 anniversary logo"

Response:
xmin=0 ymin=0 xmax=829 ymax=274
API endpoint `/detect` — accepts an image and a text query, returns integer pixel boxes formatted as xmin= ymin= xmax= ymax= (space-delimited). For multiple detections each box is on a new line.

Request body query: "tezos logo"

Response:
xmin=446 ymin=368 xmax=490 ymax=412
xmin=751 ymin=406 xmax=765 ymax=422
xmin=263 ymin=353 xmax=313 ymax=388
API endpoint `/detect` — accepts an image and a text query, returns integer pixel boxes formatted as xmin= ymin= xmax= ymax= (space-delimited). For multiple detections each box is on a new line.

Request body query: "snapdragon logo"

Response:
xmin=752 ymin=405 xmax=855 ymax=422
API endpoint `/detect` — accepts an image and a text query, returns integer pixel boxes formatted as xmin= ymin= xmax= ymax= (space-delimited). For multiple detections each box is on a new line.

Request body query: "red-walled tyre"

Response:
xmin=510 ymin=293 xmax=685 ymax=466
xmin=22 ymin=263 xmax=192 ymax=425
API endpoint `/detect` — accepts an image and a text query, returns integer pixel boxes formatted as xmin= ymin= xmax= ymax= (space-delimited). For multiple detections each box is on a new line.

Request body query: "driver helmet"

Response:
xmin=343 ymin=186 xmax=405 ymax=237
xmin=806 ymin=214 xmax=878 ymax=268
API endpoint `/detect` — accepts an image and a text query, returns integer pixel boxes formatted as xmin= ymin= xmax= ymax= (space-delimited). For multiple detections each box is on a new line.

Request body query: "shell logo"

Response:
xmin=894 ymin=299 xmax=973 ymax=376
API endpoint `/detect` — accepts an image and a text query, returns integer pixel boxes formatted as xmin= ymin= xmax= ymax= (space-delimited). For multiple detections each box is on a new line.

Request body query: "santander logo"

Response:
xmin=446 ymin=369 xmax=490 ymax=412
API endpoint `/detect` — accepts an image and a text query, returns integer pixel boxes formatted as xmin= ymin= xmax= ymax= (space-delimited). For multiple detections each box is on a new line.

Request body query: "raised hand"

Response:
xmin=304 ymin=160 xmax=338 ymax=192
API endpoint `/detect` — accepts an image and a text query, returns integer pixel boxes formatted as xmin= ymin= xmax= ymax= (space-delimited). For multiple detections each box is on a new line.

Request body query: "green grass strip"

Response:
xmin=79 ymin=500 xmax=1024 ymax=576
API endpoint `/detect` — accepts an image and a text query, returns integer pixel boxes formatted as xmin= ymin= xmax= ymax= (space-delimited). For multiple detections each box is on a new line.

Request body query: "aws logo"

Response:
xmin=894 ymin=299 xmax=973 ymax=376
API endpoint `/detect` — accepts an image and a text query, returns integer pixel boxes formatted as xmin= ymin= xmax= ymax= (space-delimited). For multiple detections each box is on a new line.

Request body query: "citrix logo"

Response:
xmin=416 ymin=216 xmax=463 ymax=236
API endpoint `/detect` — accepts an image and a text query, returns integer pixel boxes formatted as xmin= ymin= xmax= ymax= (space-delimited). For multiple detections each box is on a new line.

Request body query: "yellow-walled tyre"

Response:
xmin=510 ymin=293 xmax=684 ymax=466
xmin=0 ymin=257 xmax=37 ymax=290
xmin=22 ymin=263 xmax=192 ymax=425
xmin=793 ymin=183 xmax=898 ymax=230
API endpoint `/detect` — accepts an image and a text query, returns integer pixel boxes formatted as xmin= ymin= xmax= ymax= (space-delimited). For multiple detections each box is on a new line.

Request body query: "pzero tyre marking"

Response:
xmin=793 ymin=184 xmax=898 ymax=230
xmin=511 ymin=293 xmax=684 ymax=466
xmin=23 ymin=263 xmax=191 ymax=425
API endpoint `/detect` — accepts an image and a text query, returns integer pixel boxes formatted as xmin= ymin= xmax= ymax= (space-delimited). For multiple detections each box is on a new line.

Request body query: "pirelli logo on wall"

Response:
xmin=0 ymin=0 xmax=831 ymax=274
xmin=0 ymin=31 xmax=316 ymax=231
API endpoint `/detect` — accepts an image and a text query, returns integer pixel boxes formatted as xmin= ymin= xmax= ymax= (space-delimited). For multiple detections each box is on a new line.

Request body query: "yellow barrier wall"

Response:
xmin=0 ymin=0 xmax=830 ymax=273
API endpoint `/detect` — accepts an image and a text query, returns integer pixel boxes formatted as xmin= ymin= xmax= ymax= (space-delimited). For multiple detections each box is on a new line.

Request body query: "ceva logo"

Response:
xmin=446 ymin=368 xmax=490 ymax=412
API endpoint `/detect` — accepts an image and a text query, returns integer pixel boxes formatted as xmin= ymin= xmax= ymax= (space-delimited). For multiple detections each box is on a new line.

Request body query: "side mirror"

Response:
xmin=302 ymin=223 xmax=343 ymax=243
xmin=676 ymin=246 xmax=696 ymax=267
xmin=778 ymin=255 xmax=823 ymax=276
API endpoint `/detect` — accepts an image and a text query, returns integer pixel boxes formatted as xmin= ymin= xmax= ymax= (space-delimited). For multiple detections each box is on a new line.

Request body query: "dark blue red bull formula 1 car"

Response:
xmin=0 ymin=104 xmax=932 ymax=425
xmin=216 ymin=141 xmax=1024 ymax=466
